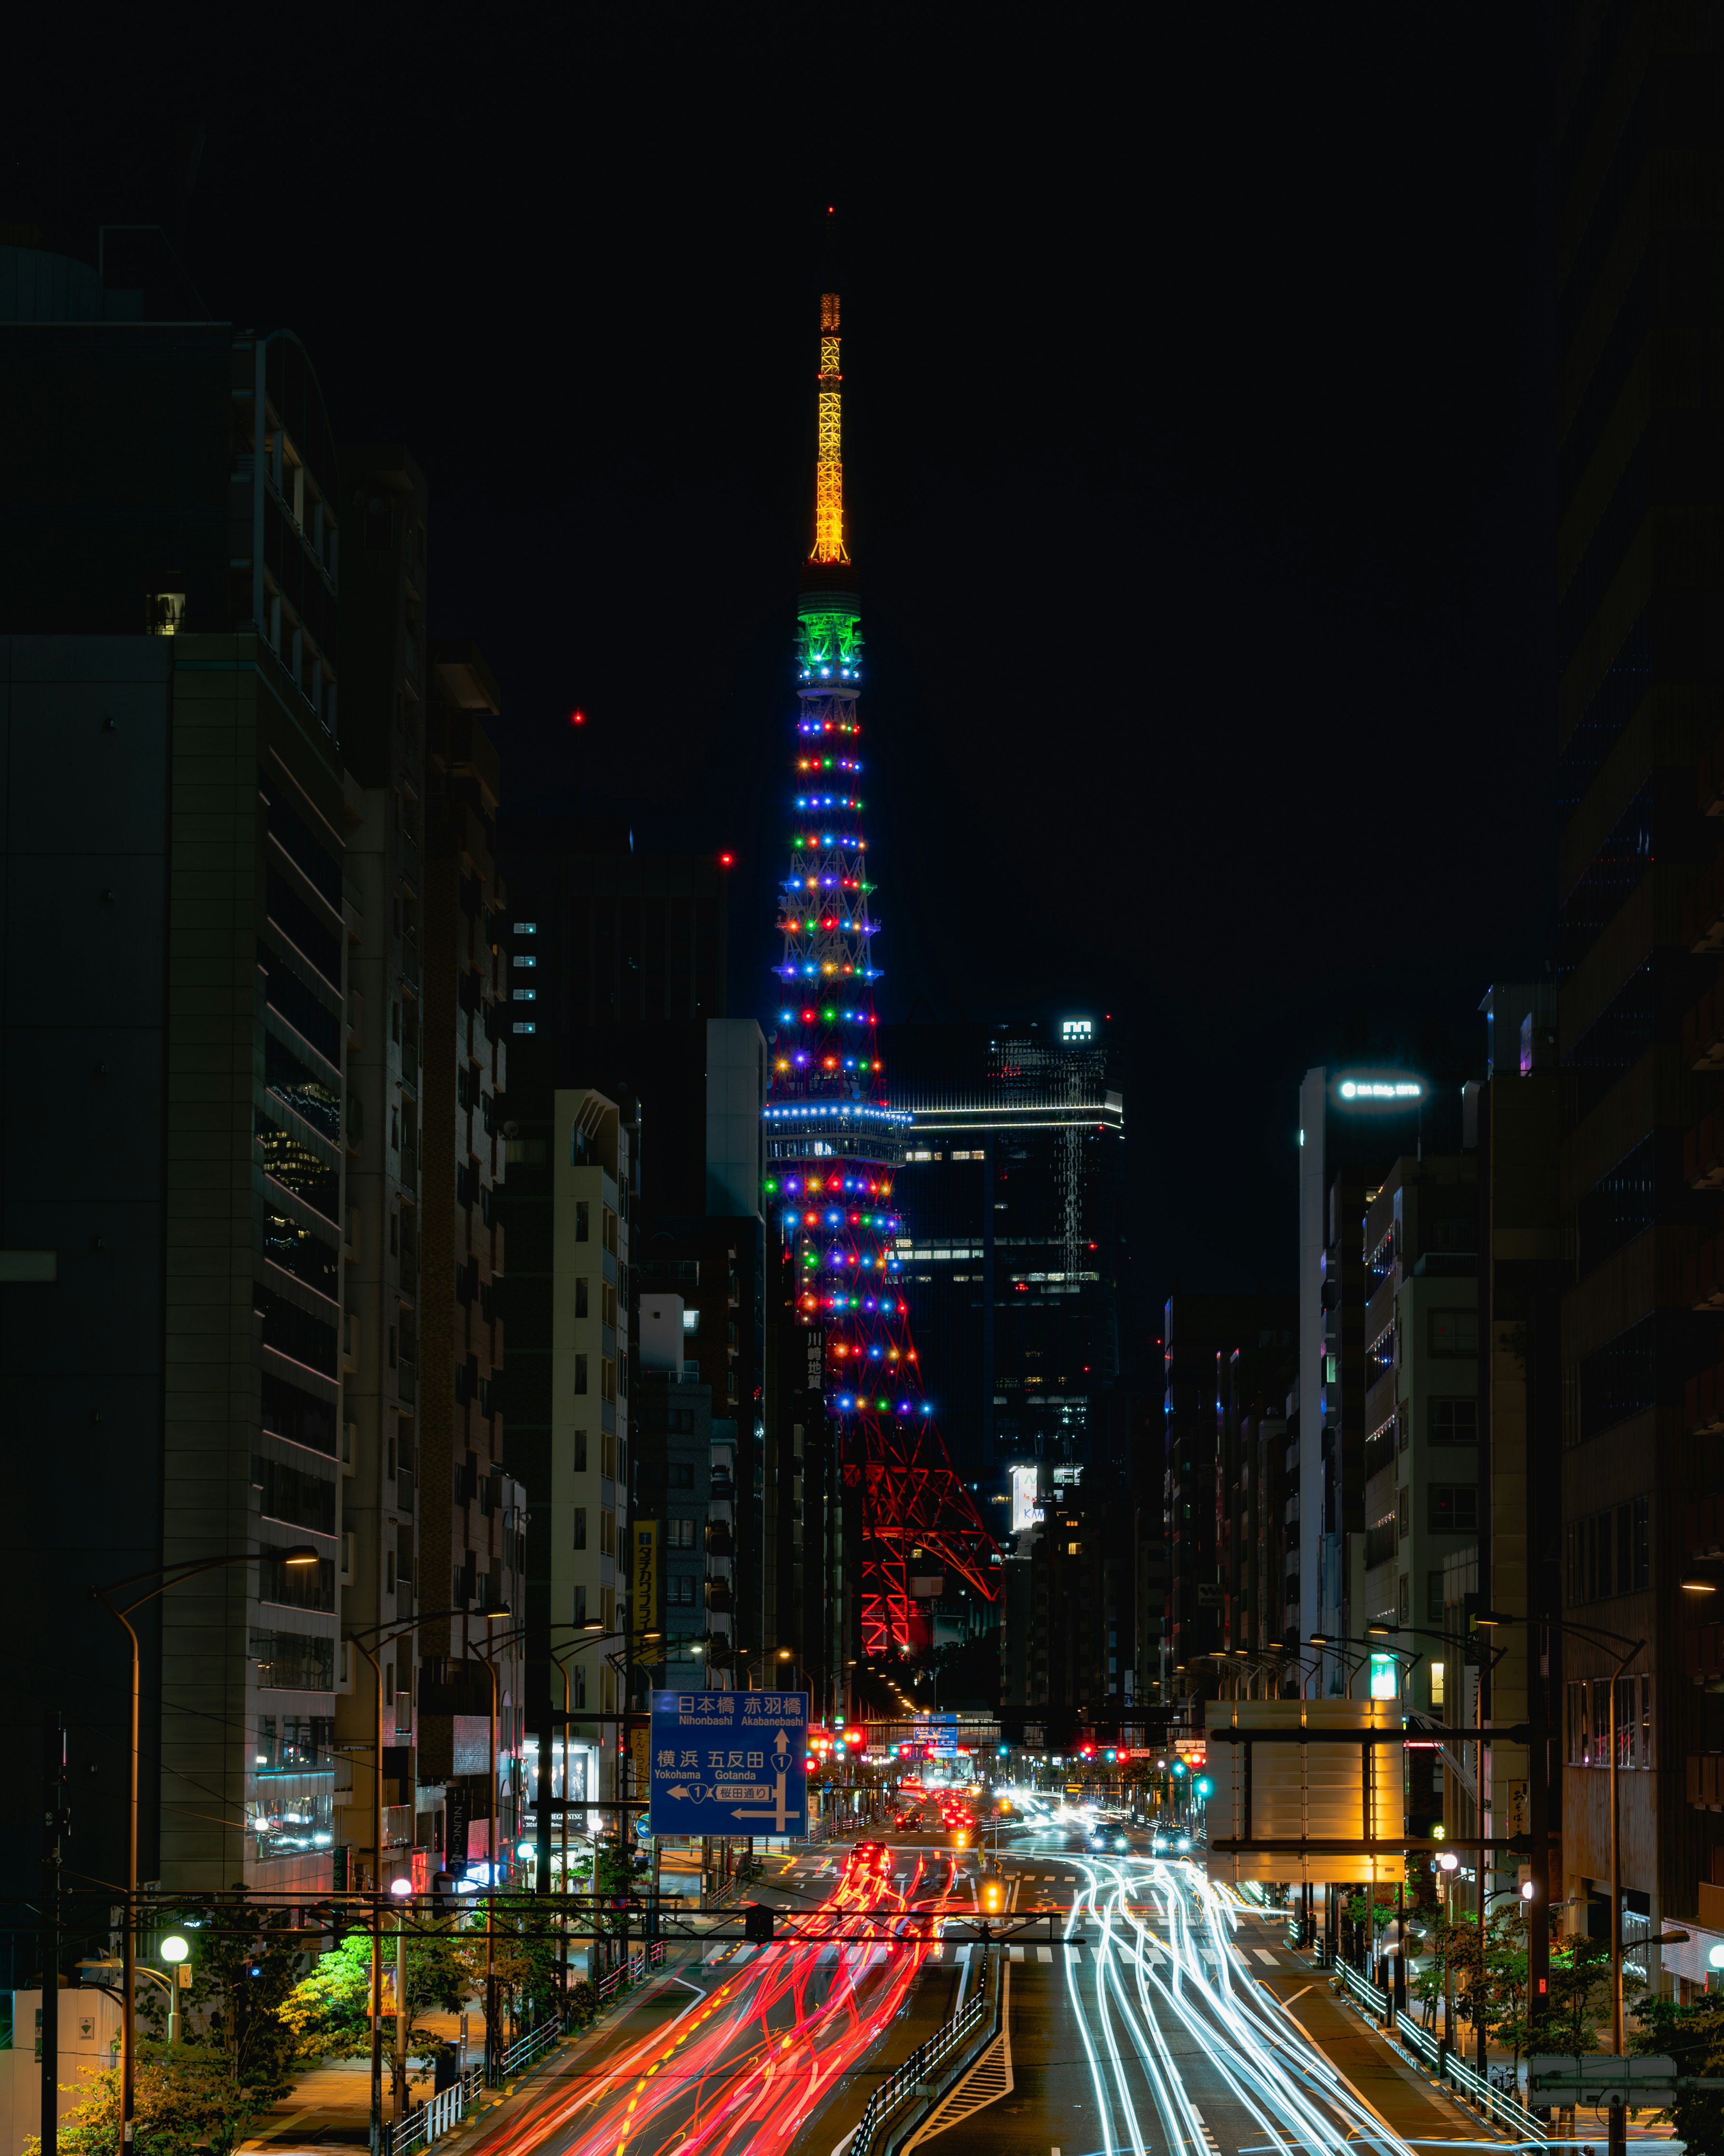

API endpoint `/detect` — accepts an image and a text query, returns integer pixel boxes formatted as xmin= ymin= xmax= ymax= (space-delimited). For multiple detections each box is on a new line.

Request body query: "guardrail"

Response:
xmin=390 ymin=2065 xmax=484 ymax=2156
xmin=392 ymin=1943 xmax=671 ymax=2151
xmin=1326 ymin=1957 xmax=1546 ymax=2140
xmin=849 ymin=1948 xmax=998 ymax=2156
xmin=496 ymin=2015 xmax=562 ymax=2081
xmin=1393 ymin=2014 xmax=1547 ymax=2138
xmin=596 ymin=1940 xmax=664 ymax=2000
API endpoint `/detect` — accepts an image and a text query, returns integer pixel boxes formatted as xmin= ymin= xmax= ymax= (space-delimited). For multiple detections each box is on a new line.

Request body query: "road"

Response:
xmin=467 ymin=1793 xmax=1477 ymax=2156
xmin=933 ymin=1839 xmax=1476 ymax=2156
xmin=468 ymin=1841 xmax=963 ymax=2156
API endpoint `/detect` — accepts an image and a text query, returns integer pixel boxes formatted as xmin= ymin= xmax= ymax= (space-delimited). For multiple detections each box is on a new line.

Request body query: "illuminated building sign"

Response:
xmin=1010 ymin=1464 xmax=1042 ymax=1533
xmin=1335 ymin=1073 xmax=1425 ymax=1105
xmin=1060 ymin=1018 xmax=1094 ymax=1040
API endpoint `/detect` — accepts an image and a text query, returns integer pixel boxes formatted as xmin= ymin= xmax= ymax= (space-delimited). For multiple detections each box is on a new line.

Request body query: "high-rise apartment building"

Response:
xmin=1553 ymin=5 xmax=1724 ymax=1968
xmin=1359 ymin=1153 xmax=1480 ymax=1703
xmin=0 ymin=238 xmax=349 ymax=1914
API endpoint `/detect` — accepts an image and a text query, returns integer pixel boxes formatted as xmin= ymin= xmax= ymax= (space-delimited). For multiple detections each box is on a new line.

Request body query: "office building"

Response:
xmin=883 ymin=1015 xmax=1129 ymax=1484
xmin=1294 ymin=1070 xmax=1435 ymax=1670
xmin=1162 ymin=1296 xmax=1295 ymax=1703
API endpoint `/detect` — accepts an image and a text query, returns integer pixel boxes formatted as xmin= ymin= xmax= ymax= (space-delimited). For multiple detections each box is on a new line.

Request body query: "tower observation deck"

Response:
xmin=764 ymin=284 xmax=997 ymax=1658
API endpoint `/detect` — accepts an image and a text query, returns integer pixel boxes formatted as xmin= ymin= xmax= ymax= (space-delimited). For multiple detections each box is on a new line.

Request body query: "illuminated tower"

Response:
xmin=765 ymin=286 xmax=995 ymax=1658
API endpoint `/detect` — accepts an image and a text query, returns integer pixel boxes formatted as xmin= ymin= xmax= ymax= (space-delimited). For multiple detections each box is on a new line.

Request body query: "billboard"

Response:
xmin=633 ymin=1520 xmax=659 ymax=1635
xmin=1010 ymin=1465 xmax=1042 ymax=1533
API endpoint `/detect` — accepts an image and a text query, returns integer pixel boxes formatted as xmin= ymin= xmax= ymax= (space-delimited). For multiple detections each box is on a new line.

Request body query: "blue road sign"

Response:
xmin=647 ymin=1690 xmax=809 ymax=1838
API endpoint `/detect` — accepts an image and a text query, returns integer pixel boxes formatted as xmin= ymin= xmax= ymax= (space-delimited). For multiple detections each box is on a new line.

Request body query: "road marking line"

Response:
xmin=1036 ymin=1945 xmax=1052 ymax=1962
xmin=1253 ymin=1948 xmax=1278 ymax=1965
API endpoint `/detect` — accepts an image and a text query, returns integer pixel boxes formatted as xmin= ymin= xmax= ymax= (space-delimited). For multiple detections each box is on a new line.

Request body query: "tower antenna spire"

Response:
xmin=810 ymin=253 xmax=849 ymax=567
xmin=765 ymin=279 xmax=996 ymax=1661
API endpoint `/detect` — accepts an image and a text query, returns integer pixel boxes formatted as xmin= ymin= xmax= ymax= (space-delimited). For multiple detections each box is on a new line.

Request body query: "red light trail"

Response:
xmin=469 ymin=1846 xmax=960 ymax=2156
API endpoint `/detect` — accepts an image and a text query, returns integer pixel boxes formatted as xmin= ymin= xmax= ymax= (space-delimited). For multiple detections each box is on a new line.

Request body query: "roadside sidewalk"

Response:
xmin=241 ymin=1960 xmax=704 ymax=2154
xmin=1254 ymin=1966 xmax=1504 ymax=2145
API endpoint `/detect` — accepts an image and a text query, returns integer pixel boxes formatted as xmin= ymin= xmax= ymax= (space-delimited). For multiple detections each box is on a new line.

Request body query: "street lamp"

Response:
xmin=95 ymin=1543 xmax=318 ymax=2156
xmin=1475 ymin=1610 xmax=1644 ymax=2057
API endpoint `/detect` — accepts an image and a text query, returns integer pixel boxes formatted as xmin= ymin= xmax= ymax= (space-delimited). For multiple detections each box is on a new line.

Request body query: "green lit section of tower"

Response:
xmin=763 ymin=285 xmax=994 ymax=1659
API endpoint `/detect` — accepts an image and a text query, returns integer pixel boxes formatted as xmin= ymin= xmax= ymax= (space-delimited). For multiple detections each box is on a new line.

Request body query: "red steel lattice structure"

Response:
xmin=763 ymin=285 xmax=995 ymax=1658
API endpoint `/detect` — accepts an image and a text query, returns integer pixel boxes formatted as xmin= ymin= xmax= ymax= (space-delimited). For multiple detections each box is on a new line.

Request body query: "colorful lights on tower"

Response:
xmin=763 ymin=285 xmax=995 ymax=1659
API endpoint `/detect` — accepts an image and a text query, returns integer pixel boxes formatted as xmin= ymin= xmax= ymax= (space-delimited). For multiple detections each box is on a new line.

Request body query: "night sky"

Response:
xmin=11 ymin=10 xmax=1554 ymax=1350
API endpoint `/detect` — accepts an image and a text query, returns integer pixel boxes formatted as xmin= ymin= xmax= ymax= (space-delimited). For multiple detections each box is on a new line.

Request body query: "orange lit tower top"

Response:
xmin=764 ymin=283 xmax=995 ymax=1659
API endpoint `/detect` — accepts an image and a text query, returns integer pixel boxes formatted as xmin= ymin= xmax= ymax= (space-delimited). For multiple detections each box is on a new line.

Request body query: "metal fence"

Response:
xmin=390 ymin=2066 xmax=484 ymax=2156
xmin=849 ymin=1951 xmax=994 ymax=2156
xmin=1393 ymin=2013 xmax=1547 ymax=2138
xmin=1328 ymin=1950 xmax=1546 ymax=2140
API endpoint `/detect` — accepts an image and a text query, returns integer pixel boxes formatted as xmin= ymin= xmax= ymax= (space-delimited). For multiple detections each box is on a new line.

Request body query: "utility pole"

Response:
xmin=41 ymin=1713 xmax=63 ymax=2156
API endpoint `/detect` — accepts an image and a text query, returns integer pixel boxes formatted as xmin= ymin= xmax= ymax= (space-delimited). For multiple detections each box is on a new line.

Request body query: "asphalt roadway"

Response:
xmin=251 ymin=1794 xmax=1500 ymax=2156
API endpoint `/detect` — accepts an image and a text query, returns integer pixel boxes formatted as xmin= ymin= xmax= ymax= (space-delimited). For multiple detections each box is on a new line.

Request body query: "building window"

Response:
xmin=1430 ymin=1398 xmax=1478 ymax=1444
xmin=1397 ymin=1573 xmax=1410 ymax=1622
xmin=1429 ymin=1660 xmax=1445 ymax=1708
xmin=512 ymin=1022 xmax=537 ymax=1034
xmin=573 ymin=1583 xmax=586 ymax=1625
xmin=1429 ymin=1309 xmax=1478 ymax=1356
xmin=576 ymin=1278 xmax=589 ymax=1318
xmin=573 ymin=1507 xmax=587 ymax=1550
xmin=1565 ymin=1495 xmax=1650 ymax=1604
xmin=512 ymin=953 xmax=537 ymax=969
xmin=602 ymin=1358 xmax=616 ymax=1403
xmin=1566 ymin=1674 xmax=1654 ymax=1768
xmin=1397 ymin=1487 xmax=1411 ymax=1539
xmin=576 ymin=1200 xmax=590 ymax=1243
xmin=513 ymin=988 xmax=537 ymax=1001
xmin=1427 ymin=1570 xmax=1444 ymax=1622
xmin=668 ymin=1518 xmax=695 ymax=1548
xmin=574 ymin=1429 xmax=588 ymax=1471
xmin=669 ymin=1463 xmax=695 ymax=1489
xmin=514 ymin=922 xmax=537 ymax=935
xmin=575 ymin=1354 xmax=588 ymax=1396
xmin=1429 ymin=1484 xmax=1478 ymax=1533
xmin=600 ymin=1509 xmax=615 ymax=1557
xmin=669 ymin=1575 xmax=697 ymax=1605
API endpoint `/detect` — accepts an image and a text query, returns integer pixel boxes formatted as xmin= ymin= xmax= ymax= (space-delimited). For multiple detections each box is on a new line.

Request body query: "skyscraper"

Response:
xmin=762 ymin=283 xmax=993 ymax=1658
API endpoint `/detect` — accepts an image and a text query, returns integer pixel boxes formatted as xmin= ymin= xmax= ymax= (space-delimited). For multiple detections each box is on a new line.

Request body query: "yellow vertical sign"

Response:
xmin=634 ymin=1520 xmax=658 ymax=1639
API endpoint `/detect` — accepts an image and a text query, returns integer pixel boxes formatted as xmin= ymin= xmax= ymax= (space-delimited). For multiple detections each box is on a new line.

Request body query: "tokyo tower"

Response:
xmin=764 ymin=283 xmax=996 ymax=1659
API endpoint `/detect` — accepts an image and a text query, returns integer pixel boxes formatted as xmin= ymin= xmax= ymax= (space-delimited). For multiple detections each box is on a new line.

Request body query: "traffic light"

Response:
xmin=981 ymin=1879 xmax=1006 ymax=1914
xmin=1171 ymin=1761 xmax=1186 ymax=1777
xmin=743 ymin=1904 xmax=774 ymax=1943
xmin=1195 ymin=1776 xmax=1213 ymax=1798
xmin=1104 ymin=1749 xmax=1117 ymax=1764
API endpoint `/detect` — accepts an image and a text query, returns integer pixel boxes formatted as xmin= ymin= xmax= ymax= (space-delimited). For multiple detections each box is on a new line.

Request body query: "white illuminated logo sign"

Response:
xmin=1060 ymin=1018 xmax=1094 ymax=1040
xmin=1010 ymin=1465 xmax=1042 ymax=1533
xmin=1337 ymin=1078 xmax=1423 ymax=1102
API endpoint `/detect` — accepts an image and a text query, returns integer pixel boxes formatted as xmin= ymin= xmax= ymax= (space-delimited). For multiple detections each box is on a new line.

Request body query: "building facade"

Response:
xmin=1552 ymin=1 xmax=1724 ymax=1971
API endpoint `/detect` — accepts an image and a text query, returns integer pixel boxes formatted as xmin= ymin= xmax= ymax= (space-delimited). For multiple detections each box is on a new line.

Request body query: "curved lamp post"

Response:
xmin=94 ymin=1544 xmax=318 ymax=2156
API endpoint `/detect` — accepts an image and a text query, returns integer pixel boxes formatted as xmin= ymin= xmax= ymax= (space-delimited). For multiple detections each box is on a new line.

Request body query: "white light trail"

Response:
xmin=1061 ymin=1855 xmax=1422 ymax=2156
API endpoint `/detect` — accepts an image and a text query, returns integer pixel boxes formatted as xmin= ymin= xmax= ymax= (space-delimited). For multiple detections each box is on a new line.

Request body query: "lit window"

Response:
xmin=513 ymin=922 xmax=537 ymax=935
xmin=513 ymin=1021 xmax=536 ymax=1034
